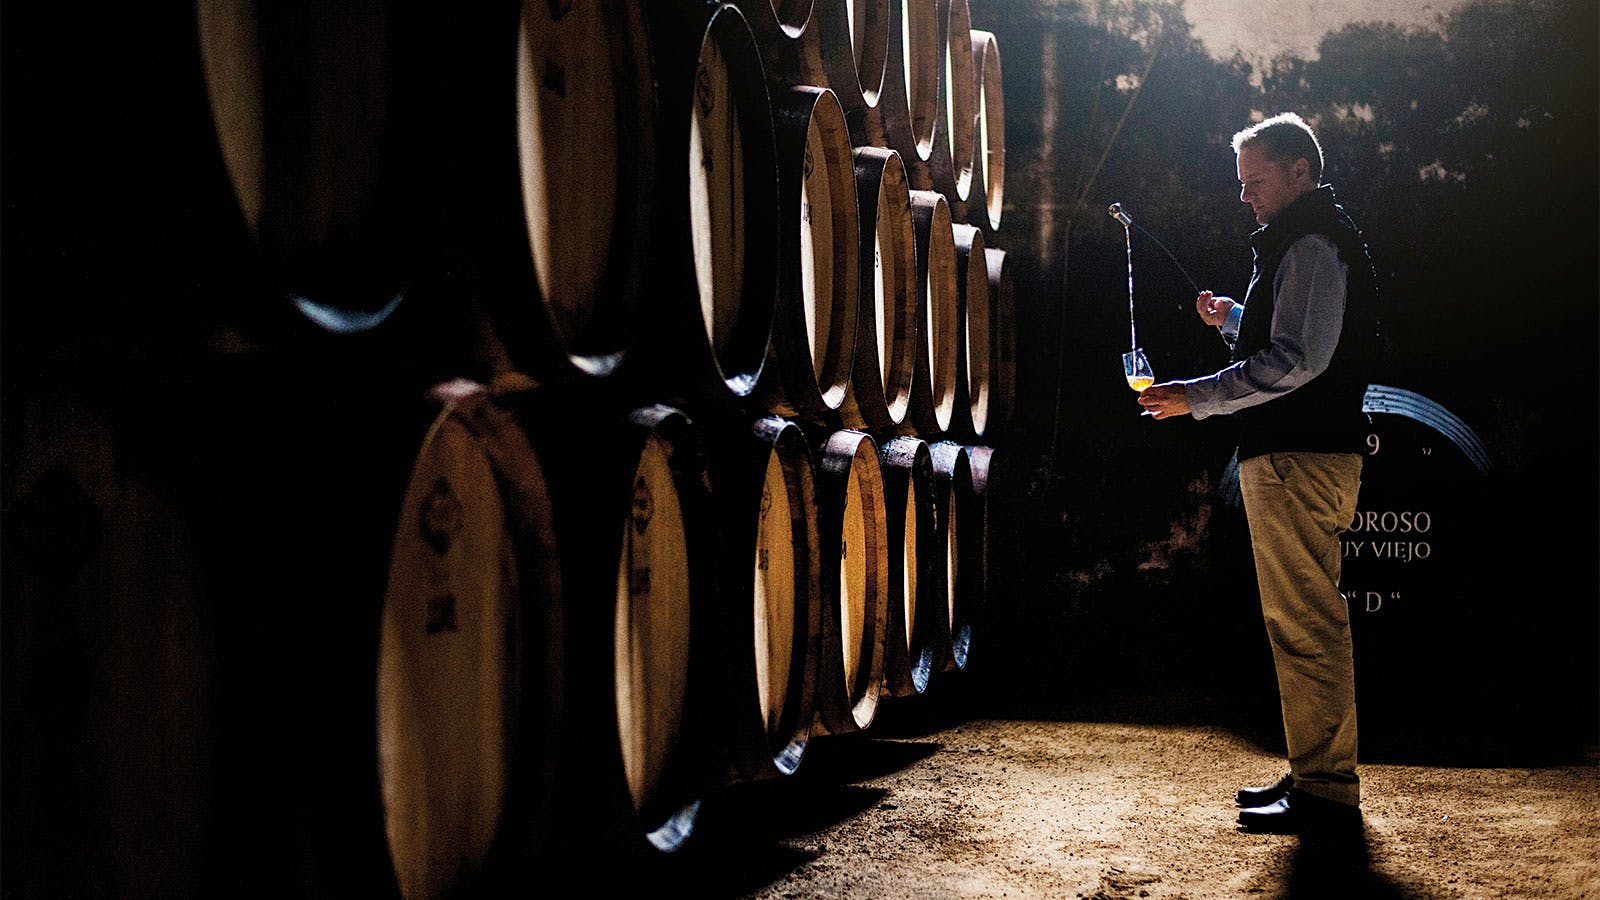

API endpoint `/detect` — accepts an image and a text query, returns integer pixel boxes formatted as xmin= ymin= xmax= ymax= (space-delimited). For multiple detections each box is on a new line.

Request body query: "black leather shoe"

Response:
xmin=1238 ymin=788 xmax=1361 ymax=834
xmin=1235 ymin=773 xmax=1293 ymax=808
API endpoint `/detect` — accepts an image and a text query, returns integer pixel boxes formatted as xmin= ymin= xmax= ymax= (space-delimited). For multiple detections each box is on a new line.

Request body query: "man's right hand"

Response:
xmin=1196 ymin=290 xmax=1236 ymax=328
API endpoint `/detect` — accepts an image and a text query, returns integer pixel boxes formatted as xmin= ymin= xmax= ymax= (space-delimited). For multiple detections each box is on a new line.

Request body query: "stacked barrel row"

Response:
xmin=4 ymin=1 xmax=1011 ymax=897
xmin=358 ymin=1 xmax=1013 ymax=895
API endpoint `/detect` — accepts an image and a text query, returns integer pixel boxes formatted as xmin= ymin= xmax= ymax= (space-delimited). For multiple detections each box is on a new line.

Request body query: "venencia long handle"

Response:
xmin=1110 ymin=203 xmax=1137 ymax=351
xmin=1109 ymin=201 xmax=1204 ymax=295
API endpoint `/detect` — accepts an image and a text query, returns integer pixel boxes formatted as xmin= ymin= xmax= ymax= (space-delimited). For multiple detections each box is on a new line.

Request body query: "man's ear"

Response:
xmin=1294 ymin=157 xmax=1312 ymax=185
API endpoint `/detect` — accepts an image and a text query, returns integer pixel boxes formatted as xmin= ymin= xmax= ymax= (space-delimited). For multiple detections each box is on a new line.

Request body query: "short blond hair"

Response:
xmin=1233 ymin=112 xmax=1324 ymax=184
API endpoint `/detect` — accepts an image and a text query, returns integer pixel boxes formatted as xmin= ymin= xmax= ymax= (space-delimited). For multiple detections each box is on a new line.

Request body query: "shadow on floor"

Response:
xmin=640 ymin=785 xmax=884 ymax=897
xmin=613 ymin=740 xmax=942 ymax=897
xmin=1272 ymin=822 xmax=1428 ymax=899
xmin=522 ymin=730 xmax=945 ymax=897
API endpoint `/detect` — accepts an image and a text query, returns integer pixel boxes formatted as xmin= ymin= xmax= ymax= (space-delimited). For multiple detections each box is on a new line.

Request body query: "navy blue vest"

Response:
xmin=1230 ymin=185 xmax=1379 ymax=461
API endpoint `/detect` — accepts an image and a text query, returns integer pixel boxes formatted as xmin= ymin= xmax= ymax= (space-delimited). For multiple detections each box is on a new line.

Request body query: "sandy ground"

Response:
xmin=641 ymin=701 xmax=1600 ymax=899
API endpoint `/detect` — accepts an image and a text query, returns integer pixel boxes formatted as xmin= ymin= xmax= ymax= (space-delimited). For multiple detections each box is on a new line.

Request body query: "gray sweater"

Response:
xmin=1181 ymin=234 xmax=1348 ymax=420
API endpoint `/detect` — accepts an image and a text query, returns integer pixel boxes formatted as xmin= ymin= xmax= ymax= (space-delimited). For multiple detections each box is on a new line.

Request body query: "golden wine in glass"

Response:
xmin=1123 ymin=348 xmax=1154 ymax=392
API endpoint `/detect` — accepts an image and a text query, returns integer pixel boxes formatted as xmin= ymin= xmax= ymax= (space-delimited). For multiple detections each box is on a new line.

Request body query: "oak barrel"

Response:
xmin=807 ymin=0 xmax=889 ymax=114
xmin=939 ymin=0 xmax=976 ymax=203
xmin=400 ymin=1 xmax=657 ymax=378
xmin=877 ymin=436 xmax=940 ymax=697
xmin=512 ymin=0 xmax=656 ymax=375
xmin=485 ymin=390 xmax=716 ymax=863
xmin=952 ymin=223 xmax=992 ymax=442
xmin=929 ymin=440 xmax=975 ymax=672
xmin=196 ymin=0 xmax=411 ymax=322
xmin=876 ymin=0 xmax=939 ymax=172
xmin=611 ymin=406 xmax=714 ymax=851
xmin=840 ymin=147 xmax=918 ymax=432
xmin=813 ymin=430 xmax=891 ymax=734
xmin=639 ymin=0 xmax=781 ymax=401
xmin=378 ymin=380 xmax=563 ymax=898
xmin=722 ymin=0 xmax=810 ymax=91
xmin=965 ymin=444 xmax=996 ymax=653
xmin=759 ymin=86 xmax=861 ymax=423
xmin=903 ymin=189 xmax=960 ymax=437
xmin=766 ymin=0 xmax=815 ymax=36
xmin=969 ymin=29 xmax=1005 ymax=231
xmin=702 ymin=416 xmax=823 ymax=780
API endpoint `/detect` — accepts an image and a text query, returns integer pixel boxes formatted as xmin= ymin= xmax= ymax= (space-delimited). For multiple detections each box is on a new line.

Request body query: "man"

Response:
xmin=1138 ymin=112 xmax=1379 ymax=833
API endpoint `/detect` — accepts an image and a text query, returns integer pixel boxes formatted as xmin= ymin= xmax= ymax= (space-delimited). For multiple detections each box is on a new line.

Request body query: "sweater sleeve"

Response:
xmin=1184 ymin=235 xmax=1348 ymax=419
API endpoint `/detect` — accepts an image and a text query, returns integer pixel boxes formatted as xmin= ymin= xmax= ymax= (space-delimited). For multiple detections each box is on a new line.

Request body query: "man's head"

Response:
xmin=1232 ymin=113 xmax=1323 ymax=225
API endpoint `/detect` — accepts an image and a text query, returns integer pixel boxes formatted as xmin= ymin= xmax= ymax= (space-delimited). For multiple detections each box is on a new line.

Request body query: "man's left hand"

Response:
xmin=1138 ymin=383 xmax=1190 ymax=419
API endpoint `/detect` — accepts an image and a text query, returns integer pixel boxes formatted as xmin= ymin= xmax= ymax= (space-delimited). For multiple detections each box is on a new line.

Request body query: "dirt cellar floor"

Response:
xmin=636 ymin=710 xmax=1600 ymax=899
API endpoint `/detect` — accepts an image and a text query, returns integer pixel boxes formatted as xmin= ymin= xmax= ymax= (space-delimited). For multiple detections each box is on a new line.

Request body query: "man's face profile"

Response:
xmin=1235 ymin=143 xmax=1309 ymax=226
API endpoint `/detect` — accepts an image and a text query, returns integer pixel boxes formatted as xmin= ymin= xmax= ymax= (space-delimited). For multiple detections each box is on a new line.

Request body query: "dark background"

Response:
xmin=963 ymin=0 xmax=1598 ymax=767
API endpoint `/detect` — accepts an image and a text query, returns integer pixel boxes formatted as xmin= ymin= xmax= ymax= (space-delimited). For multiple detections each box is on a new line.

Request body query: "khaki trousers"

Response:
xmin=1239 ymin=451 xmax=1364 ymax=806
